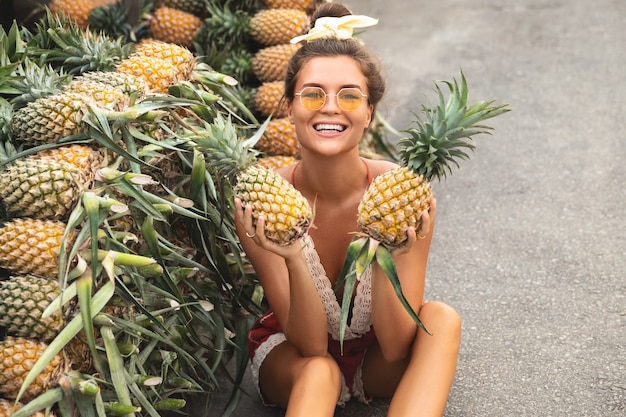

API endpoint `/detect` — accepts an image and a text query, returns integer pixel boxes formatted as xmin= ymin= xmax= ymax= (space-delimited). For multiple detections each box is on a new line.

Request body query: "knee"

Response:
xmin=420 ymin=301 xmax=462 ymax=340
xmin=297 ymin=355 xmax=342 ymax=390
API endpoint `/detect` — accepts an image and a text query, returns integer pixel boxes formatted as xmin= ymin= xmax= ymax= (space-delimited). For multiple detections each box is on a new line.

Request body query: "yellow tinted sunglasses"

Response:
xmin=295 ymin=87 xmax=368 ymax=111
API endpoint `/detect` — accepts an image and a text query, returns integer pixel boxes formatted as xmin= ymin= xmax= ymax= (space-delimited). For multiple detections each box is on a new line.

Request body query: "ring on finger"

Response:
xmin=245 ymin=232 xmax=256 ymax=238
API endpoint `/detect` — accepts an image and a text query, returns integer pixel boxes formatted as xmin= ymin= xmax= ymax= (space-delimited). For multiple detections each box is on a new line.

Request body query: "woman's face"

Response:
xmin=288 ymin=55 xmax=373 ymax=157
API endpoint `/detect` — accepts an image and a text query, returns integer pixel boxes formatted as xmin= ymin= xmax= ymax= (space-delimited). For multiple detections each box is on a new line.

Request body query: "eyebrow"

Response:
xmin=301 ymin=83 xmax=365 ymax=90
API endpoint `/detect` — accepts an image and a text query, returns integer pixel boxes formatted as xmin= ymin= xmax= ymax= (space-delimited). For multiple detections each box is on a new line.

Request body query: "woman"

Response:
xmin=235 ymin=3 xmax=461 ymax=416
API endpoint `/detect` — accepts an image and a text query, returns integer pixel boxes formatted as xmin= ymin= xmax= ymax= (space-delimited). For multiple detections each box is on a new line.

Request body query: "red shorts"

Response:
xmin=248 ymin=311 xmax=376 ymax=404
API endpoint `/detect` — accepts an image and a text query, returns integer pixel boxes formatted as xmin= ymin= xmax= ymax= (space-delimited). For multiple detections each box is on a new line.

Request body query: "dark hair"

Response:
xmin=284 ymin=3 xmax=385 ymax=110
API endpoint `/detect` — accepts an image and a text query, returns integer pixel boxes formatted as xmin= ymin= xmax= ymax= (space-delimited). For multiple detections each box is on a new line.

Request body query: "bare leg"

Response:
xmin=362 ymin=301 xmax=461 ymax=417
xmin=259 ymin=342 xmax=342 ymax=417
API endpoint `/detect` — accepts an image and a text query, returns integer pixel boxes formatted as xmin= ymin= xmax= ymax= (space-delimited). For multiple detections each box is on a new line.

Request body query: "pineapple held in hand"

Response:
xmin=358 ymin=70 xmax=510 ymax=247
xmin=338 ymin=71 xmax=510 ymax=344
xmin=194 ymin=114 xmax=312 ymax=246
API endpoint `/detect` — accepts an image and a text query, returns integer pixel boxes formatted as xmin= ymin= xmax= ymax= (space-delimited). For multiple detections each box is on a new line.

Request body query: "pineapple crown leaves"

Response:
xmin=191 ymin=112 xmax=264 ymax=184
xmin=26 ymin=9 xmax=133 ymax=74
xmin=398 ymin=70 xmax=510 ymax=182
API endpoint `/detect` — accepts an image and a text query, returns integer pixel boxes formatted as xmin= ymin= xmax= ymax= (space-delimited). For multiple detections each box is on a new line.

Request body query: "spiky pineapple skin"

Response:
xmin=0 ymin=218 xmax=69 ymax=277
xmin=33 ymin=144 xmax=105 ymax=186
xmin=262 ymin=0 xmax=318 ymax=11
xmin=134 ymin=40 xmax=196 ymax=81
xmin=149 ymin=7 xmax=203 ymax=48
xmin=11 ymin=92 xmax=91 ymax=145
xmin=116 ymin=54 xmax=181 ymax=94
xmin=252 ymin=43 xmax=300 ymax=82
xmin=249 ymin=8 xmax=309 ymax=46
xmin=357 ymin=167 xmax=432 ymax=247
xmin=255 ymin=155 xmax=299 ymax=171
xmin=49 ymin=0 xmax=97 ymax=29
xmin=0 ymin=398 xmax=49 ymax=417
xmin=234 ymin=165 xmax=312 ymax=246
xmin=0 ymin=336 xmax=64 ymax=401
xmin=0 ymin=157 xmax=86 ymax=220
xmin=256 ymin=117 xmax=300 ymax=157
xmin=0 ymin=275 xmax=64 ymax=341
xmin=254 ymin=81 xmax=288 ymax=118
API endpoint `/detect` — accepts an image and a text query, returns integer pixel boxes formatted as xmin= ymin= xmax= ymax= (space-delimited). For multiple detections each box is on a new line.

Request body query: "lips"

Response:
xmin=313 ymin=123 xmax=346 ymax=133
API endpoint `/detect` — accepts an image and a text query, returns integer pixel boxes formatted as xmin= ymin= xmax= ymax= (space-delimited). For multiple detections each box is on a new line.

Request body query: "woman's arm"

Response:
xmin=370 ymin=198 xmax=437 ymax=362
xmin=235 ymin=198 xmax=329 ymax=356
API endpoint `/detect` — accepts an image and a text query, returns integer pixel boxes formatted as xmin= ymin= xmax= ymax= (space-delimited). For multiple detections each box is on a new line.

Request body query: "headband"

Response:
xmin=290 ymin=15 xmax=379 ymax=44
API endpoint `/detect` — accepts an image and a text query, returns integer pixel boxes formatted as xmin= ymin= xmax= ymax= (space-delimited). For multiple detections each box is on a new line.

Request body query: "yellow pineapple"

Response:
xmin=262 ymin=0 xmax=318 ymax=11
xmin=254 ymin=81 xmax=288 ymax=118
xmin=255 ymin=155 xmax=299 ymax=171
xmin=338 ymin=71 xmax=509 ymax=343
xmin=116 ymin=55 xmax=180 ymax=94
xmin=149 ymin=6 xmax=203 ymax=48
xmin=133 ymin=39 xmax=197 ymax=81
xmin=0 ymin=398 xmax=50 ymax=417
xmin=0 ymin=336 xmax=66 ymax=401
xmin=194 ymin=114 xmax=312 ymax=246
xmin=358 ymin=72 xmax=510 ymax=247
xmin=0 ymin=274 xmax=65 ymax=342
xmin=256 ymin=117 xmax=300 ymax=157
xmin=0 ymin=218 xmax=71 ymax=278
xmin=249 ymin=8 xmax=310 ymax=46
xmin=49 ymin=0 xmax=97 ymax=29
xmin=0 ymin=155 xmax=87 ymax=220
xmin=252 ymin=43 xmax=300 ymax=83
xmin=33 ymin=144 xmax=106 ymax=186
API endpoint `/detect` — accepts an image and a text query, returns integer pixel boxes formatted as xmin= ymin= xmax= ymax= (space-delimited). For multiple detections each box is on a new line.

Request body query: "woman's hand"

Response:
xmin=234 ymin=198 xmax=305 ymax=260
xmin=392 ymin=197 xmax=437 ymax=256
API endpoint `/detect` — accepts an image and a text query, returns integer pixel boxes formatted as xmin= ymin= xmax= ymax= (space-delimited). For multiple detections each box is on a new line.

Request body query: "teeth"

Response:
xmin=315 ymin=123 xmax=345 ymax=132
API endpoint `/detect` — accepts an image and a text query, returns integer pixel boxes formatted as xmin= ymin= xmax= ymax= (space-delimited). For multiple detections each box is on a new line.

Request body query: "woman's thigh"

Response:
xmin=360 ymin=339 xmax=410 ymax=398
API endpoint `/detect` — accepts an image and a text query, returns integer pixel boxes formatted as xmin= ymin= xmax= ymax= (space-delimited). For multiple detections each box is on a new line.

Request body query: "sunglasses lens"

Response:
xmin=299 ymin=87 xmax=325 ymax=110
xmin=337 ymin=89 xmax=364 ymax=111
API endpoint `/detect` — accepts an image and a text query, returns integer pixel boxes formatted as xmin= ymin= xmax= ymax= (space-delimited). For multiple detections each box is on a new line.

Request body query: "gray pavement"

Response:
xmin=210 ymin=0 xmax=626 ymax=415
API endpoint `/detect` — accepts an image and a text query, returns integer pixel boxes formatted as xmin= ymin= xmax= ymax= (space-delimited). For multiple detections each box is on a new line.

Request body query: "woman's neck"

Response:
xmin=292 ymin=153 xmax=369 ymax=201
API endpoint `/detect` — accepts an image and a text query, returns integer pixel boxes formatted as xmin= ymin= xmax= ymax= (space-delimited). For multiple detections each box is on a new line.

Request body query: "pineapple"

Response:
xmin=158 ymin=0 xmax=208 ymax=16
xmin=0 ymin=398 xmax=49 ymax=417
xmin=256 ymin=117 xmax=300 ymax=157
xmin=357 ymin=71 xmax=510 ymax=247
xmin=148 ymin=7 xmax=203 ymax=48
xmin=116 ymin=40 xmax=197 ymax=94
xmin=48 ymin=0 xmax=98 ymax=29
xmin=249 ymin=8 xmax=310 ymax=46
xmin=33 ymin=144 xmax=106 ymax=185
xmin=0 ymin=156 xmax=87 ymax=220
xmin=255 ymin=155 xmax=299 ymax=171
xmin=254 ymin=81 xmax=288 ymax=118
xmin=338 ymin=71 xmax=510 ymax=343
xmin=193 ymin=114 xmax=312 ymax=246
xmin=133 ymin=39 xmax=197 ymax=81
xmin=0 ymin=337 xmax=65 ymax=401
xmin=262 ymin=0 xmax=318 ymax=11
xmin=0 ymin=218 xmax=71 ymax=278
xmin=66 ymin=71 xmax=148 ymax=98
xmin=252 ymin=43 xmax=300 ymax=83
xmin=0 ymin=274 xmax=65 ymax=342
xmin=11 ymin=89 xmax=125 ymax=145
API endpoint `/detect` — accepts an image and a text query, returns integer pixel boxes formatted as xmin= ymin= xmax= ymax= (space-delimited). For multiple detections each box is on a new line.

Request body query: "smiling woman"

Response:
xmin=234 ymin=3 xmax=462 ymax=417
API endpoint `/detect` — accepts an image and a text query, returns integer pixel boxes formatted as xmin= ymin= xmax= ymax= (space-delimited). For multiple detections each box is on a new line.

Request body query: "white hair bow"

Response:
xmin=290 ymin=15 xmax=379 ymax=44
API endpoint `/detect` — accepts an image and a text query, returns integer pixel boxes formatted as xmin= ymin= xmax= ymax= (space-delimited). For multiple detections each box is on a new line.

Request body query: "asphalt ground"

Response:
xmin=0 ymin=0 xmax=623 ymax=416
xmin=212 ymin=0 xmax=626 ymax=415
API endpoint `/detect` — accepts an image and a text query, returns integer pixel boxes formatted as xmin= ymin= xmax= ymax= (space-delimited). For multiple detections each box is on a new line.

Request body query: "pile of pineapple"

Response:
xmin=0 ymin=0 xmax=352 ymax=416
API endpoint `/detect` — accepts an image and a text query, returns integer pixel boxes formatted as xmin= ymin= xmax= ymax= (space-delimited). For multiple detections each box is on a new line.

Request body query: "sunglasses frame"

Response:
xmin=295 ymin=86 xmax=368 ymax=111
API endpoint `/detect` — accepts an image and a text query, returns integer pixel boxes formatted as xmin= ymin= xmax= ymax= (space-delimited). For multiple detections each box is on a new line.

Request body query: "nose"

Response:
xmin=321 ymin=93 xmax=341 ymax=113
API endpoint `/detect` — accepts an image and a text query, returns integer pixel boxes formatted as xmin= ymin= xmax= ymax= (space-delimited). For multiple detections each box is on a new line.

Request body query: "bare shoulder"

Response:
xmin=276 ymin=163 xmax=297 ymax=181
xmin=362 ymin=157 xmax=400 ymax=178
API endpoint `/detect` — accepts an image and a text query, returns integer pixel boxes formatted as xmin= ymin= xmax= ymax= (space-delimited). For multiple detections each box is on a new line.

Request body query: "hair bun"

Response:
xmin=310 ymin=2 xmax=351 ymax=26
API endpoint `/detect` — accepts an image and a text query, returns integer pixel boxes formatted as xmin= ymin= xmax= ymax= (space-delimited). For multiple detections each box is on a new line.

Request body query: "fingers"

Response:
xmin=235 ymin=198 xmax=259 ymax=240
xmin=417 ymin=197 xmax=437 ymax=239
